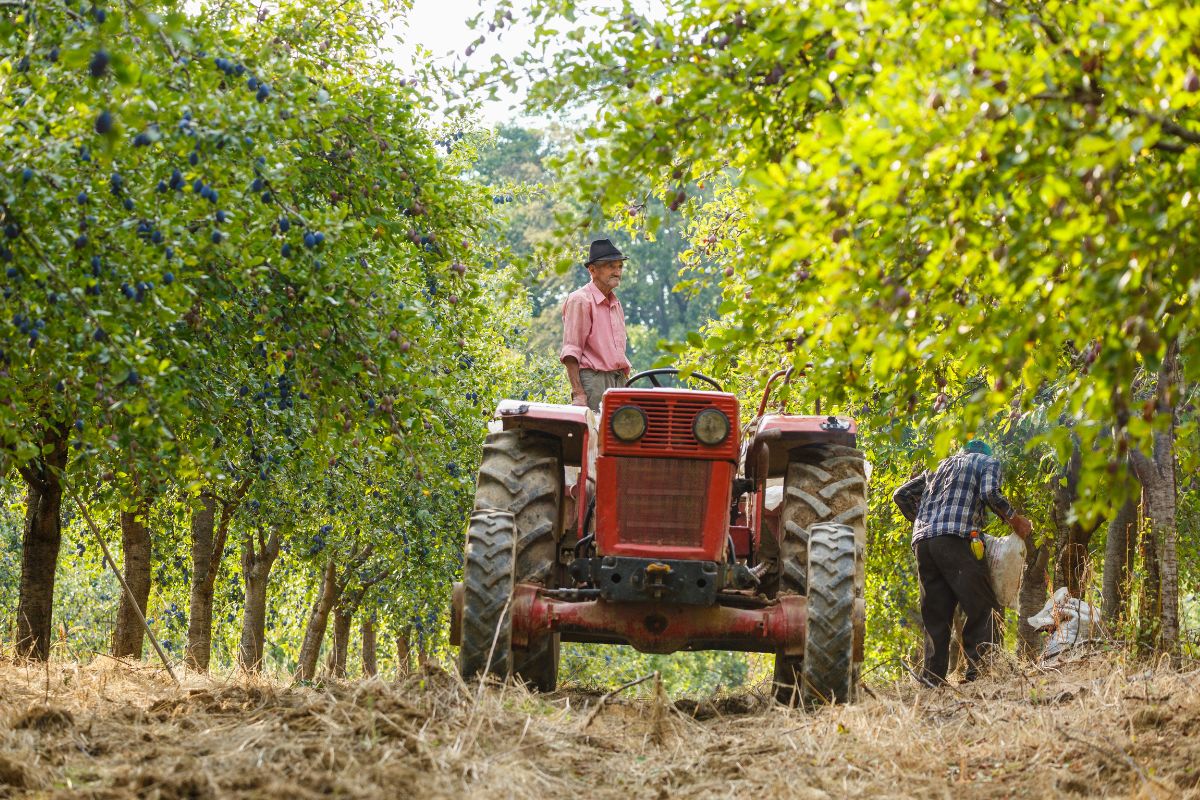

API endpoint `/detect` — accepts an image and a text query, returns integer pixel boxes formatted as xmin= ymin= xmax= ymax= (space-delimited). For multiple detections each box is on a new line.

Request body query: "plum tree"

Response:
xmin=485 ymin=0 xmax=1200 ymax=659
xmin=0 ymin=0 xmax=530 ymax=665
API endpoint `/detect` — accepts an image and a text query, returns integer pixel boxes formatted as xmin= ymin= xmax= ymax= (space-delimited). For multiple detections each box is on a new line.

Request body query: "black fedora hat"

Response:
xmin=584 ymin=238 xmax=626 ymax=268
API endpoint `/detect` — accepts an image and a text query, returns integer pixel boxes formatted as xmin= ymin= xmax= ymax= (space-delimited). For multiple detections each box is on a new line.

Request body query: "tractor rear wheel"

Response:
xmin=773 ymin=444 xmax=866 ymax=706
xmin=458 ymin=510 xmax=515 ymax=682
xmin=774 ymin=523 xmax=858 ymax=705
xmin=779 ymin=444 xmax=867 ymax=600
xmin=474 ymin=430 xmax=563 ymax=692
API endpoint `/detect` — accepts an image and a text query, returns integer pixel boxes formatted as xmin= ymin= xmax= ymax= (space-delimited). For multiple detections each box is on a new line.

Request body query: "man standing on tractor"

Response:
xmin=892 ymin=439 xmax=1032 ymax=686
xmin=560 ymin=238 xmax=630 ymax=411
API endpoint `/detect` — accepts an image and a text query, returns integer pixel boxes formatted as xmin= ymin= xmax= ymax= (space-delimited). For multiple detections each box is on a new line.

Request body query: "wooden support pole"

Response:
xmin=65 ymin=483 xmax=180 ymax=686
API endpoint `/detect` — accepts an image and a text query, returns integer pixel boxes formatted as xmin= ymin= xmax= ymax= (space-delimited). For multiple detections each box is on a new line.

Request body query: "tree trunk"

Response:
xmin=185 ymin=492 xmax=217 ymax=671
xmin=237 ymin=527 xmax=281 ymax=672
xmin=1151 ymin=342 xmax=1180 ymax=659
xmin=186 ymin=486 xmax=243 ymax=672
xmin=296 ymin=559 xmax=340 ymax=680
xmin=396 ymin=629 xmax=411 ymax=675
xmin=362 ymin=615 xmax=377 ymax=678
xmin=1049 ymin=441 xmax=1091 ymax=596
xmin=15 ymin=425 xmax=68 ymax=661
xmin=1059 ymin=525 xmax=1096 ymax=597
xmin=1124 ymin=503 xmax=1139 ymax=606
xmin=324 ymin=605 xmax=351 ymax=679
xmin=112 ymin=500 xmax=152 ymax=659
xmin=1102 ymin=496 xmax=1138 ymax=627
xmin=1135 ymin=486 xmax=1162 ymax=651
xmin=1129 ymin=338 xmax=1179 ymax=658
xmin=1144 ymin=447 xmax=1179 ymax=656
xmin=295 ymin=546 xmax=379 ymax=680
xmin=1017 ymin=543 xmax=1050 ymax=660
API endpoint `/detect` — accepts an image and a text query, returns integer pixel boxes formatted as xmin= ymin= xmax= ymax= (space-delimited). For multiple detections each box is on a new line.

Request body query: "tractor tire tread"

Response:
xmin=795 ymin=463 xmax=833 ymax=482
xmin=459 ymin=512 xmax=515 ymax=680
xmin=774 ymin=444 xmax=866 ymax=706
xmin=801 ymin=524 xmax=856 ymax=706
xmin=784 ymin=487 xmax=831 ymax=518
xmin=819 ymin=475 xmax=866 ymax=500
xmin=779 ymin=445 xmax=867 ymax=598
xmin=472 ymin=429 xmax=562 ymax=691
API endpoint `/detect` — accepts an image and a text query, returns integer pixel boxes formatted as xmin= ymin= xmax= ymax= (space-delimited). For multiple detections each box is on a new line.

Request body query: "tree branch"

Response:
xmin=1119 ymin=105 xmax=1200 ymax=148
xmin=266 ymin=528 xmax=281 ymax=559
xmin=1128 ymin=449 xmax=1153 ymax=485
xmin=16 ymin=463 xmax=47 ymax=493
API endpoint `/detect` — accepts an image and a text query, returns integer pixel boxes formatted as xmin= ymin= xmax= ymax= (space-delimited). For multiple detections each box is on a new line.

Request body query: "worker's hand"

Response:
xmin=570 ymin=390 xmax=589 ymax=407
xmin=1009 ymin=513 xmax=1032 ymax=541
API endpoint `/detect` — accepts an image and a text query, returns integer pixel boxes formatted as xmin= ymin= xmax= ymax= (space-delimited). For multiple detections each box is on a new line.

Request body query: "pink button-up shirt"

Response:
xmin=560 ymin=281 xmax=630 ymax=373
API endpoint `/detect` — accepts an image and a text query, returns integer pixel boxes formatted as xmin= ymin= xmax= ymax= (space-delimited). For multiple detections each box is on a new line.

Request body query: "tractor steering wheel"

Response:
xmin=625 ymin=368 xmax=724 ymax=392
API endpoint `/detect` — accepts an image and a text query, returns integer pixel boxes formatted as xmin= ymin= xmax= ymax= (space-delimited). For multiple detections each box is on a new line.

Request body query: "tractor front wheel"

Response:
xmin=774 ymin=523 xmax=857 ymax=706
xmin=801 ymin=522 xmax=857 ymax=705
xmin=458 ymin=510 xmax=516 ymax=682
xmin=474 ymin=430 xmax=563 ymax=691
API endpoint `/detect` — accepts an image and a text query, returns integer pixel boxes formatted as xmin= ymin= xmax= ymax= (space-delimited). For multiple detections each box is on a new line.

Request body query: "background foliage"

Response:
xmin=3 ymin=0 xmax=1198 ymax=692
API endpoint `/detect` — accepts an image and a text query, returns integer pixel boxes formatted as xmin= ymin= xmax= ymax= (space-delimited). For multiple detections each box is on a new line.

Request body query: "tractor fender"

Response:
xmin=494 ymin=400 xmax=598 ymax=540
xmin=494 ymin=399 xmax=594 ymax=468
xmin=745 ymin=413 xmax=857 ymax=481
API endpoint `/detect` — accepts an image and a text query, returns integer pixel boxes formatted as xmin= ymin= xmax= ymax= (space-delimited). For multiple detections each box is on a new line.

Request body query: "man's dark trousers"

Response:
xmin=915 ymin=535 xmax=1002 ymax=684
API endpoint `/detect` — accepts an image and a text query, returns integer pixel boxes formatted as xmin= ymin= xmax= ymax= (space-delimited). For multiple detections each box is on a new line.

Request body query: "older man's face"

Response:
xmin=588 ymin=259 xmax=624 ymax=294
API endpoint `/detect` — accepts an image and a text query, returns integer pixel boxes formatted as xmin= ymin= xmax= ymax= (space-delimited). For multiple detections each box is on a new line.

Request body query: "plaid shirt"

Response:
xmin=893 ymin=451 xmax=1016 ymax=543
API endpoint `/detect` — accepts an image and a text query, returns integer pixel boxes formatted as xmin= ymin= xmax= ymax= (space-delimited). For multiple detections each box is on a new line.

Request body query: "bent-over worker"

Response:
xmin=893 ymin=439 xmax=1032 ymax=685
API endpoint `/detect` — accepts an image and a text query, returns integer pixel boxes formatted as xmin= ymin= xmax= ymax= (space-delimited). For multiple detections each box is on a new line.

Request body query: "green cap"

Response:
xmin=965 ymin=439 xmax=993 ymax=456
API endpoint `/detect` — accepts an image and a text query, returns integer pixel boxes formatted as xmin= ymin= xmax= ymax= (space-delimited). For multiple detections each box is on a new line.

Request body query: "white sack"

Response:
xmin=1027 ymin=586 xmax=1103 ymax=658
xmin=982 ymin=532 xmax=1026 ymax=609
xmin=764 ymin=484 xmax=784 ymax=511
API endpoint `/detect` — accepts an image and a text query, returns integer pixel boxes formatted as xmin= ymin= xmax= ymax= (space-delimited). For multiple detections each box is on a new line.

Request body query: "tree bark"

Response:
xmin=186 ymin=481 xmax=248 ymax=672
xmin=324 ymin=605 xmax=352 ymax=679
xmin=296 ymin=558 xmax=340 ymax=680
xmin=1134 ymin=486 xmax=1162 ymax=650
xmin=112 ymin=500 xmax=152 ymax=659
xmin=237 ymin=526 xmax=281 ymax=672
xmin=1049 ymin=440 xmax=1102 ymax=597
xmin=396 ymin=629 xmax=411 ymax=675
xmin=185 ymin=492 xmax=217 ymax=671
xmin=1152 ymin=342 xmax=1180 ymax=659
xmin=362 ymin=615 xmax=377 ymax=678
xmin=417 ymin=636 xmax=429 ymax=669
xmin=1017 ymin=543 xmax=1050 ymax=660
xmin=295 ymin=546 xmax=379 ymax=680
xmin=1124 ymin=502 xmax=1139 ymax=607
xmin=15 ymin=425 xmax=69 ymax=661
xmin=1101 ymin=496 xmax=1138 ymax=627
xmin=1129 ymin=338 xmax=1180 ymax=658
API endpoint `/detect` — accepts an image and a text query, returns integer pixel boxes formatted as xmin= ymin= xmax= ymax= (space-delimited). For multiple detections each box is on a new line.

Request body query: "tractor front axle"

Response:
xmin=510 ymin=584 xmax=809 ymax=655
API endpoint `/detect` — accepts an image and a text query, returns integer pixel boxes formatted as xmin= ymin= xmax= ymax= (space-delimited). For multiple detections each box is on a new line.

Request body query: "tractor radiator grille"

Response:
xmin=601 ymin=392 xmax=739 ymax=460
xmin=615 ymin=457 xmax=712 ymax=546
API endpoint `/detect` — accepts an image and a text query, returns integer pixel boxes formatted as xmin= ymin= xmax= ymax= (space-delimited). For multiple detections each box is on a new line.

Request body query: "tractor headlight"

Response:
xmin=611 ymin=405 xmax=648 ymax=442
xmin=693 ymin=408 xmax=730 ymax=445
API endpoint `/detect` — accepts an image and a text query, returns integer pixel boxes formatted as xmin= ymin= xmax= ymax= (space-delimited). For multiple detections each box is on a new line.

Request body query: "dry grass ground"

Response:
xmin=0 ymin=650 xmax=1197 ymax=799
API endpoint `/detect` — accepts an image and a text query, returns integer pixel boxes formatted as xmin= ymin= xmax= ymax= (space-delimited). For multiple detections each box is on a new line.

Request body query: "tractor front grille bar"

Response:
xmin=614 ymin=457 xmax=711 ymax=547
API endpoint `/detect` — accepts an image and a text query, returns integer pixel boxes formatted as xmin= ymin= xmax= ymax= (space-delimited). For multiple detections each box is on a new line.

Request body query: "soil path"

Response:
xmin=0 ymin=654 xmax=1195 ymax=798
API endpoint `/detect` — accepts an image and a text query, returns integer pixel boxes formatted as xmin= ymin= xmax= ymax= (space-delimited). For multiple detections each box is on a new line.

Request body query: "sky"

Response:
xmin=389 ymin=0 xmax=539 ymax=126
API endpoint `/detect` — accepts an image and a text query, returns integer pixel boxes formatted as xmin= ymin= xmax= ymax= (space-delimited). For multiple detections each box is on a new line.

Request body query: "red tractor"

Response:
xmin=450 ymin=368 xmax=867 ymax=706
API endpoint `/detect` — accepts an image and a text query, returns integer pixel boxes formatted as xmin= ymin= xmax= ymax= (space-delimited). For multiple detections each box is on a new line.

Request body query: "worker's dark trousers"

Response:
xmin=915 ymin=535 xmax=1002 ymax=684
